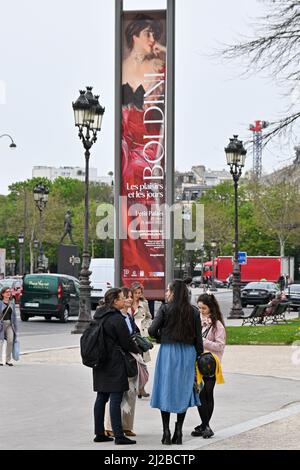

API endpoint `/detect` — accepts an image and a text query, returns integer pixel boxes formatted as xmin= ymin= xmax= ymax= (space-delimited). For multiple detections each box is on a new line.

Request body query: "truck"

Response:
xmin=90 ymin=258 xmax=114 ymax=309
xmin=203 ymin=256 xmax=294 ymax=284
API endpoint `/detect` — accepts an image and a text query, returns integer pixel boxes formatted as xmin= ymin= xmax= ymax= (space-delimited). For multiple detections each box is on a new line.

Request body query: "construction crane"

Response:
xmin=249 ymin=120 xmax=269 ymax=179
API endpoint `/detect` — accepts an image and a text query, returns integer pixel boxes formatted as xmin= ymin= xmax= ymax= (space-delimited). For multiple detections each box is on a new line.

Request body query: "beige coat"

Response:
xmin=131 ymin=300 xmax=152 ymax=363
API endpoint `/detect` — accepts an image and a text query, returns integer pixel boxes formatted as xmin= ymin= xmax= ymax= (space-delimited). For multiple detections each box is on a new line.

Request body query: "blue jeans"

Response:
xmin=94 ymin=392 xmax=124 ymax=438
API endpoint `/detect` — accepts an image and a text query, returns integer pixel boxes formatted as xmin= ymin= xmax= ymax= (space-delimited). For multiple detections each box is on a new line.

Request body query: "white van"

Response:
xmin=90 ymin=258 xmax=114 ymax=309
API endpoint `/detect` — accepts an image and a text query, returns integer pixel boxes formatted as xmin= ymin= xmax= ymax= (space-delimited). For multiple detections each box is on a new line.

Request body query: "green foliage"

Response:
xmin=0 ymin=178 xmax=114 ymax=272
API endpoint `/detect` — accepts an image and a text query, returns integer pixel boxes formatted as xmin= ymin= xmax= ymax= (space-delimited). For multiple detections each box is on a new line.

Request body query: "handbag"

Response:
xmin=119 ymin=349 xmax=138 ymax=378
xmin=197 ymin=352 xmax=216 ymax=378
xmin=12 ymin=340 xmax=20 ymax=361
xmin=132 ymin=333 xmax=153 ymax=353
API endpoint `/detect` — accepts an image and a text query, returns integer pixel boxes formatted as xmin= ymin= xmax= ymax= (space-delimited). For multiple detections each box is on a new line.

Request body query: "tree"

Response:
xmin=222 ymin=0 xmax=300 ymax=140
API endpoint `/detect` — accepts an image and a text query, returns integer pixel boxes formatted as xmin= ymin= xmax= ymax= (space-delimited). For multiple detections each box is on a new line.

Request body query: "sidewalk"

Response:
xmin=0 ymin=343 xmax=297 ymax=450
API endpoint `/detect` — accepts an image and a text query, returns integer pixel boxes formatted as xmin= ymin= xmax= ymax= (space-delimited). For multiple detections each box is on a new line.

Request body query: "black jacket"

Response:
xmin=148 ymin=303 xmax=203 ymax=356
xmin=92 ymin=305 xmax=139 ymax=393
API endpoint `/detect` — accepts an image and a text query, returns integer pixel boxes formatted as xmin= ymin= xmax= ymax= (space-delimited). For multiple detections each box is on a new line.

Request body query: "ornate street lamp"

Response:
xmin=33 ymin=183 xmax=49 ymax=273
xmin=34 ymin=239 xmax=39 ymax=273
xmin=225 ymin=135 xmax=247 ymax=318
xmin=72 ymin=87 xmax=105 ymax=334
xmin=18 ymin=233 xmax=24 ymax=276
xmin=0 ymin=133 xmax=17 ymax=148
xmin=10 ymin=246 xmax=16 ymax=276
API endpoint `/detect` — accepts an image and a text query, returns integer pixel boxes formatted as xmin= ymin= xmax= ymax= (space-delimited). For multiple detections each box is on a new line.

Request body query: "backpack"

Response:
xmin=80 ymin=315 xmax=111 ymax=368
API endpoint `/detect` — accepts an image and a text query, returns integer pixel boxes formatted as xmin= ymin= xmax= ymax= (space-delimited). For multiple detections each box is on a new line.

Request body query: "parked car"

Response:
xmin=20 ymin=274 xmax=80 ymax=322
xmin=0 ymin=277 xmax=23 ymax=304
xmin=241 ymin=281 xmax=279 ymax=307
xmin=285 ymin=284 xmax=300 ymax=311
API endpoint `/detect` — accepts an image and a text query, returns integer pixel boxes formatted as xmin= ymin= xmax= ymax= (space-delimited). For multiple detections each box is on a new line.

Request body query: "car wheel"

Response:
xmin=59 ymin=307 xmax=69 ymax=323
xmin=242 ymin=303 xmax=247 ymax=308
xmin=20 ymin=312 xmax=29 ymax=322
xmin=45 ymin=316 xmax=52 ymax=321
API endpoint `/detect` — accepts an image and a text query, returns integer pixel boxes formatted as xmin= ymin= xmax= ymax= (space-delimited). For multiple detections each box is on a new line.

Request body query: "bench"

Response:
xmin=264 ymin=302 xmax=290 ymax=324
xmin=241 ymin=304 xmax=270 ymax=326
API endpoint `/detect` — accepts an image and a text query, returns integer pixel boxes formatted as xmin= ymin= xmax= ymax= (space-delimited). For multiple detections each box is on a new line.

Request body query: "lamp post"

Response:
xmin=225 ymin=135 xmax=247 ymax=318
xmin=34 ymin=239 xmax=39 ymax=273
xmin=210 ymin=240 xmax=218 ymax=292
xmin=0 ymin=134 xmax=17 ymax=148
xmin=18 ymin=233 xmax=24 ymax=276
xmin=33 ymin=183 xmax=49 ymax=273
xmin=71 ymin=87 xmax=105 ymax=334
xmin=11 ymin=246 xmax=16 ymax=276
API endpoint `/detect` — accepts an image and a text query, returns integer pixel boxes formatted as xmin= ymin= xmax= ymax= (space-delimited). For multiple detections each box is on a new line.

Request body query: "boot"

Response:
xmin=161 ymin=428 xmax=171 ymax=445
xmin=171 ymin=422 xmax=183 ymax=445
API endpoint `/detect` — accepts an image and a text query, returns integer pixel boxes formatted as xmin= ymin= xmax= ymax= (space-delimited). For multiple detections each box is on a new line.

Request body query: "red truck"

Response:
xmin=203 ymin=256 xmax=294 ymax=284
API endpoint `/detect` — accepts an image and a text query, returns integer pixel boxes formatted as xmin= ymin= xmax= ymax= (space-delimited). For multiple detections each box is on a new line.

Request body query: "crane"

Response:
xmin=249 ymin=120 xmax=269 ymax=179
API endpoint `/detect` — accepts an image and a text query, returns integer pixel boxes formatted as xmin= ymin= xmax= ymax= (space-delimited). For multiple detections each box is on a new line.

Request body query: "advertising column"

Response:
xmin=118 ymin=10 xmax=167 ymax=300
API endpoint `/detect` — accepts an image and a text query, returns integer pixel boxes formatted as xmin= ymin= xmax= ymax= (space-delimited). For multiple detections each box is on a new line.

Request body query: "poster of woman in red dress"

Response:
xmin=121 ymin=11 xmax=167 ymax=299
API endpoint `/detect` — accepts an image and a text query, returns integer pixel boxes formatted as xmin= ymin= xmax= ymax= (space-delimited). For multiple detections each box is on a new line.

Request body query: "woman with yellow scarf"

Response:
xmin=192 ymin=293 xmax=226 ymax=439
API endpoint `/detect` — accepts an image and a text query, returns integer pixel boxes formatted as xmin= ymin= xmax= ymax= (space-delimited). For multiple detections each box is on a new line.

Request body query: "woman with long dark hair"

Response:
xmin=192 ymin=293 xmax=226 ymax=439
xmin=149 ymin=280 xmax=203 ymax=445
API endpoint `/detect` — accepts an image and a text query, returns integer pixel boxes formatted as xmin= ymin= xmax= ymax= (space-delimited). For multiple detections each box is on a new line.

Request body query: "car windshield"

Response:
xmin=245 ymin=283 xmax=276 ymax=290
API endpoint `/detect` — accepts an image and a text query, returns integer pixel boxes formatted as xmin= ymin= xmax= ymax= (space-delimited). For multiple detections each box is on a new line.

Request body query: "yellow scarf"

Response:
xmin=195 ymin=352 xmax=225 ymax=385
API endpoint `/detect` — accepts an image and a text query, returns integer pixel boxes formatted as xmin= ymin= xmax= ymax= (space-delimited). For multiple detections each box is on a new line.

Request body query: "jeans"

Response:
xmin=94 ymin=391 xmax=124 ymax=438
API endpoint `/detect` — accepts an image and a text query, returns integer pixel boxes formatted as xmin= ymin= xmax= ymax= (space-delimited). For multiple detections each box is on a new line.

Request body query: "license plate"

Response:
xmin=25 ymin=302 xmax=39 ymax=308
xmin=250 ymin=291 xmax=258 ymax=295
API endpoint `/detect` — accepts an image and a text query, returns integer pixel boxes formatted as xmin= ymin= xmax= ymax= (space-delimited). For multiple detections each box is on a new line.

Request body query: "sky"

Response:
xmin=0 ymin=0 xmax=297 ymax=195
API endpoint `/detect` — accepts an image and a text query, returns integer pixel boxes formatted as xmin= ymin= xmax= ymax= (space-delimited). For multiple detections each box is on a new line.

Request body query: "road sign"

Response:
xmin=238 ymin=252 xmax=247 ymax=265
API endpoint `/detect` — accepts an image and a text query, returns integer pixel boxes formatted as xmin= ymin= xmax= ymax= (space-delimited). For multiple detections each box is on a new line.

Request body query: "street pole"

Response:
xmin=71 ymin=87 xmax=105 ymax=334
xmin=225 ymin=135 xmax=247 ymax=319
xmin=229 ymin=178 xmax=244 ymax=318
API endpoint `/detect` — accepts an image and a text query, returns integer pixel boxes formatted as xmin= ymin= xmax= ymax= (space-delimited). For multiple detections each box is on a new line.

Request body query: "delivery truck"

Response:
xmin=203 ymin=256 xmax=294 ymax=284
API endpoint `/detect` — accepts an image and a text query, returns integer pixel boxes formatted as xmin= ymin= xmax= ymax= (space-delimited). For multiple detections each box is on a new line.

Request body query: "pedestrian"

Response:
xmin=105 ymin=287 xmax=140 ymax=438
xmin=191 ymin=293 xmax=226 ymax=439
xmin=277 ymin=275 xmax=285 ymax=292
xmin=0 ymin=287 xmax=18 ymax=367
xmin=183 ymin=277 xmax=193 ymax=303
xmin=130 ymin=282 xmax=152 ymax=398
xmin=149 ymin=280 xmax=203 ymax=445
xmin=92 ymin=288 xmax=140 ymax=445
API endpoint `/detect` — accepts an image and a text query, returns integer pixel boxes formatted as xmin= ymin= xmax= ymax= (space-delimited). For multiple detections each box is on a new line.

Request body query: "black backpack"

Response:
xmin=80 ymin=315 xmax=111 ymax=368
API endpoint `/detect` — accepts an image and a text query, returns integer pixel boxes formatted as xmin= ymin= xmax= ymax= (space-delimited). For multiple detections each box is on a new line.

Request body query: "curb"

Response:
xmin=20 ymin=345 xmax=79 ymax=356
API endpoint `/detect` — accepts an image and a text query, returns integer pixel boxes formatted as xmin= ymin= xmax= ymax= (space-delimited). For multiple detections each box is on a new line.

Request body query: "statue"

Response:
xmin=60 ymin=210 xmax=75 ymax=245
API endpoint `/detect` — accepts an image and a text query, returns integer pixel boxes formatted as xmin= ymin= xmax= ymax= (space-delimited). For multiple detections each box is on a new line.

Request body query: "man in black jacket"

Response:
xmin=92 ymin=288 xmax=139 ymax=445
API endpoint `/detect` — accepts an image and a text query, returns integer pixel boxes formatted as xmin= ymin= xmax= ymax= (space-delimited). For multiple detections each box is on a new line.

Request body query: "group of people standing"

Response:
xmin=92 ymin=279 xmax=226 ymax=446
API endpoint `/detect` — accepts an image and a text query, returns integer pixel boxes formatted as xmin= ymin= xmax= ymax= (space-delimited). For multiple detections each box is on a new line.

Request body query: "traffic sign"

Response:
xmin=238 ymin=252 xmax=247 ymax=265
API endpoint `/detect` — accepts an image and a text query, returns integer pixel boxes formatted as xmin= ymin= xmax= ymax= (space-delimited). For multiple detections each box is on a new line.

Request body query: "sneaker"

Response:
xmin=202 ymin=426 xmax=214 ymax=439
xmin=94 ymin=434 xmax=114 ymax=443
xmin=0 ymin=364 xmax=3 ymax=366
xmin=6 ymin=363 xmax=13 ymax=367
xmin=115 ymin=436 xmax=136 ymax=445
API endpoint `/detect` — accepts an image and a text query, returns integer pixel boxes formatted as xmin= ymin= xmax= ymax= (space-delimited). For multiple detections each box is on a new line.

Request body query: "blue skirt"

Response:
xmin=150 ymin=343 xmax=200 ymax=414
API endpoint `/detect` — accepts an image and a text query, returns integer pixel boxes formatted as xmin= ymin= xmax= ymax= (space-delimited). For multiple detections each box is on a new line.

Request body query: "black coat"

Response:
xmin=92 ymin=306 xmax=139 ymax=393
xmin=149 ymin=303 xmax=203 ymax=356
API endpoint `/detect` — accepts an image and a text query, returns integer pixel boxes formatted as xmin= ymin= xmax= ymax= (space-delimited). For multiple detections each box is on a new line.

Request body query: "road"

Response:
xmin=15 ymin=289 xmax=246 ymax=353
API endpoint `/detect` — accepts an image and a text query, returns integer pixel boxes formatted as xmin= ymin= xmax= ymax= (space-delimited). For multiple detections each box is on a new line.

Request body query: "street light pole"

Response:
xmin=225 ymin=135 xmax=247 ymax=319
xmin=33 ymin=183 xmax=49 ymax=273
xmin=71 ymin=87 xmax=105 ymax=334
xmin=18 ymin=233 xmax=24 ymax=276
xmin=210 ymin=240 xmax=218 ymax=292
xmin=0 ymin=134 xmax=17 ymax=148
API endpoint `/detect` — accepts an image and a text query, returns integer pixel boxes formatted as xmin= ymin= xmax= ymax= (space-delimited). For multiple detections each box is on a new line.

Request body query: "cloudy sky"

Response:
xmin=0 ymin=0 xmax=296 ymax=195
